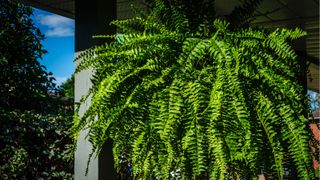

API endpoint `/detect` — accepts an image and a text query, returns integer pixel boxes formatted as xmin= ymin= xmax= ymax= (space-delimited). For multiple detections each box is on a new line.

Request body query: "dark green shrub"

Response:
xmin=0 ymin=109 xmax=74 ymax=179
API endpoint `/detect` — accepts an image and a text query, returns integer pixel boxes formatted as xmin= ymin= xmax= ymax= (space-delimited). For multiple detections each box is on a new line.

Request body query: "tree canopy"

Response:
xmin=0 ymin=0 xmax=55 ymax=111
xmin=58 ymin=74 xmax=75 ymax=99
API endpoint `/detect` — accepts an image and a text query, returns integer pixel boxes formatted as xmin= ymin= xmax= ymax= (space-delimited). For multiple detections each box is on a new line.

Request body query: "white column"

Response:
xmin=74 ymin=0 xmax=117 ymax=179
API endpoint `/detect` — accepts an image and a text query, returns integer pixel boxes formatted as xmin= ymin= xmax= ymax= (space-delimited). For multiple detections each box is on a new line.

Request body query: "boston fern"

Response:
xmin=72 ymin=0 xmax=315 ymax=179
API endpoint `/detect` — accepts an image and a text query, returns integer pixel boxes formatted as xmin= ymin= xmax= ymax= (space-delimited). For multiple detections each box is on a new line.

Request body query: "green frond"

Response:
xmin=111 ymin=17 xmax=146 ymax=33
xmin=182 ymin=81 xmax=209 ymax=177
xmin=256 ymin=93 xmax=284 ymax=179
xmin=278 ymin=105 xmax=314 ymax=179
xmin=207 ymin=70 xmax=229 ymax=179
xmin=263 ymin=28 xmax=306 ymax=61
xmin=227 ymin=0 xmax=263 ymax=26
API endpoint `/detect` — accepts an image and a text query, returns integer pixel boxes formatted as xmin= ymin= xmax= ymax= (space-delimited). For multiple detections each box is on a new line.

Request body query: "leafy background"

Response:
xmin=0 ymin=0 xmax=74 ymax=179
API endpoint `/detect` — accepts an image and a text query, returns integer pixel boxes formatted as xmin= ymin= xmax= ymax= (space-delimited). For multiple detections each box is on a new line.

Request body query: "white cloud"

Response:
xmin=37 ymin=14 xmax=74 ymax=37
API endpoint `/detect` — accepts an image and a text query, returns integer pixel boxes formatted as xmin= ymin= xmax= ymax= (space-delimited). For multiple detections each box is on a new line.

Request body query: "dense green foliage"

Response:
xmin=58 ymin=74 xmax=75 ymax=99
xmin=73 ymin=0 xmax=315 ymax=179
xmin=0 ymin=109 xmax=73 ymax=179
xmin=0 ymin=0 xmax=74 ymax=179
xmin=0 ymin=0 xmax=56 ymax=111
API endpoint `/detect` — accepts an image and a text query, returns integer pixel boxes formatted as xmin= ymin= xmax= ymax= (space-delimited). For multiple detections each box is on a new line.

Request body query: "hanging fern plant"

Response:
xmin=72 ymin=0 xmax=315 ymax=179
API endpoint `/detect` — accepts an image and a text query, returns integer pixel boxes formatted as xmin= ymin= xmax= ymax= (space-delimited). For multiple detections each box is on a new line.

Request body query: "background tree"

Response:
xmin=0 ymin=0 xmax=55 ymax=111
xmin=58 ymin=74 xmax=75 ymax=99
xmin=0 ymin=0 xmax=74 ymax=179
xmin=73 ymin=0 xmax=316 ymax=179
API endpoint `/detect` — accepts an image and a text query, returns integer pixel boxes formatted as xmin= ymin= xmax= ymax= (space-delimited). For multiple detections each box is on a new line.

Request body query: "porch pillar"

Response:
xmin=74 ymin=0 xmax=117 ymax=179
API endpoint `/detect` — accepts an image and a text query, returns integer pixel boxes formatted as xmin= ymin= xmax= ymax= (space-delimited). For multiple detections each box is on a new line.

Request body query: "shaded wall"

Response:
xmin=74 ymin=0 xmax=117 ymax=179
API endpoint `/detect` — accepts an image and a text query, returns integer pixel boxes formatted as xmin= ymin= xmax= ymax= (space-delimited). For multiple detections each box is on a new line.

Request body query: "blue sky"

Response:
xmin=31 ymin=8 xmax=74 ymax=85
xmin=308 ymin=90 xmax=319 ymax=111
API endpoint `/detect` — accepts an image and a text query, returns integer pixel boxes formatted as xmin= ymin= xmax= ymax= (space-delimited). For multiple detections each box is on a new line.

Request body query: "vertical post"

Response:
xmin=74 ymin=0 xmax=117 ymax=179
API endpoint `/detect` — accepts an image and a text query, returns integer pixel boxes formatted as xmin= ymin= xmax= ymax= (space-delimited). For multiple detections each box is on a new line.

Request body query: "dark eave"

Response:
xmin=18 ymin=0 xmax=74 ymax=19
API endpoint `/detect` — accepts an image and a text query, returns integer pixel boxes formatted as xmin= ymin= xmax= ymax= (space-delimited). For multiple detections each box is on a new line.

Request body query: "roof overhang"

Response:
xmin=19 ymin=0 xmax=74 ymax=19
